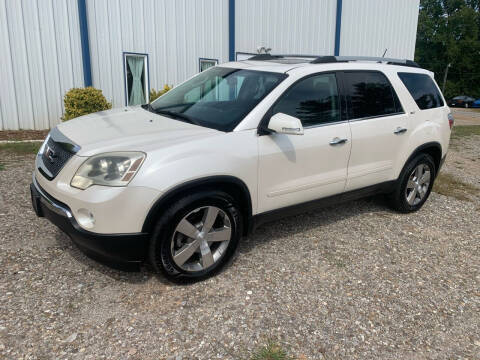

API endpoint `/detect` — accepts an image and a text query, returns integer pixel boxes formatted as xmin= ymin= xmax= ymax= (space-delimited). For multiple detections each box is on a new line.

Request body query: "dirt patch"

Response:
xmin=433 ymin=172 xmax=480 ymax=202
xmin=0 ymin=130 xmax=49 ymax=141
xmin=451 ymin=108 xmax=480 ymax=126
xmin=441 ymin=127 xmax=480 ymax=198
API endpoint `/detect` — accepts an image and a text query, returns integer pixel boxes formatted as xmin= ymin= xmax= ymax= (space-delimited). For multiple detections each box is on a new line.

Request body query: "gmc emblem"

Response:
xmin=44 ymin=145 xmax=57 ymax=163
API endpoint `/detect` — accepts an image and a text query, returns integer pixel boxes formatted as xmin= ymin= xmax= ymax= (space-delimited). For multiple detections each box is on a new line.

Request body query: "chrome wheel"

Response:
xmin=405 ymin=164 xmax=431 ymax=206
xmin=171 ymin=206 xmax=232 ymax=272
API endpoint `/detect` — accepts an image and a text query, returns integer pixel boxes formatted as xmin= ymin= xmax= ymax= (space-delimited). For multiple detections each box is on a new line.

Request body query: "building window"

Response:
xmin=199 ymin=58 xmax=218 ymax=72
xmin=236 ymin=52 xmax=256 ymax=61
xmin=124 ymin=53 xmax=149 ymax=106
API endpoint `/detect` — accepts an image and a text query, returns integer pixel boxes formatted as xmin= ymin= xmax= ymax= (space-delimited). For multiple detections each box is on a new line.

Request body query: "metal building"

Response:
xmin=0 ymin=0 xmax=420 ymax=130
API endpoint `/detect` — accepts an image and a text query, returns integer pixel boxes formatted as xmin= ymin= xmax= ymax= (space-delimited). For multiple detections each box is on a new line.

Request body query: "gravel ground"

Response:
xmin=1 ymin=134 xmax=479 ymax=359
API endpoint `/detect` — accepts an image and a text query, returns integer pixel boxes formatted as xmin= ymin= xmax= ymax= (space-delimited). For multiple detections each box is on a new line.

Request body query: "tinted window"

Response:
xmin=398 ymin=72 xmax=444 ymax=110
xmin=343 ymin=71 xmax=401 ymax=119
xmin=272 ymin=73 xmax=340 ymax=127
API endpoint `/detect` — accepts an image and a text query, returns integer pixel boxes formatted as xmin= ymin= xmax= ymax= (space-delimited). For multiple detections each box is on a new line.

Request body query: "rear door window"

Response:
xmin=342 ymin=71 xmax=403 ymax=120
xmin=398 ymin=72 xmax=444 ymax=110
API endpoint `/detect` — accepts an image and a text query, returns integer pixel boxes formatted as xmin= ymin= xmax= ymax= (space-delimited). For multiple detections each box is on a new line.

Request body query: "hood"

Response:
xmin=56 ymin=107 xmax=220 ymax=156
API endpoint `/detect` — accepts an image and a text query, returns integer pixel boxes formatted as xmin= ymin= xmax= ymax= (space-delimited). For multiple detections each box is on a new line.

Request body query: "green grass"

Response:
xmin=250 ymin=343 xmax=294 ymax=360
xmin=433 ymin=172 xmax=480 ymax=202
xmin=451 ymin=125 xmax=480 ymax=138
xmin=0 ymin=164 xmax=4 ymax=171
xmin=0 ymin=142 xmax=41 ymax=154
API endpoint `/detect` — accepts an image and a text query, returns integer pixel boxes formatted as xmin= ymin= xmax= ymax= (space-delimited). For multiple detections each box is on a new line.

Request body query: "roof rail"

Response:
xmin=246 ymin=54 xmax=317 ymax=61
xmin=245 ymin=54 xmax=420 ymax=68
xmin=310 ymin=56 xmax=420 ymax=68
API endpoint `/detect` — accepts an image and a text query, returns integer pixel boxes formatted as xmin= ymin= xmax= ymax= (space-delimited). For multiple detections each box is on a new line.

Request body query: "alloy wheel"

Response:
xmin=405 ymin=164 xmax=431 ymax=206
xmin=170 ymin=206 xmax=232 ymax=272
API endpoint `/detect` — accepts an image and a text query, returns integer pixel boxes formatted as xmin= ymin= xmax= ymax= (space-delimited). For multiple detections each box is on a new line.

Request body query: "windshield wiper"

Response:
xmin=141 ymin=103 xmax=155 ymax=112
xmin=154 ymin=109 xmax=198 ymax=125
xmin=142 ymin=103 xmax=198 ymax=125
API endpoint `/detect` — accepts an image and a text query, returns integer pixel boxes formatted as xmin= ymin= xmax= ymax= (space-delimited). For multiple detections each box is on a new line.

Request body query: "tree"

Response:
xmin=415 ymin=0 xmax=480 ymax=99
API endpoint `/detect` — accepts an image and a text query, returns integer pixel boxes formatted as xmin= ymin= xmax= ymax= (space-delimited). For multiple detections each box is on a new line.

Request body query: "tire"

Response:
xmin=387 ymin=153 xmax=436 ymax=213
xmin=149 ymin=190 xmax=243 ymax=282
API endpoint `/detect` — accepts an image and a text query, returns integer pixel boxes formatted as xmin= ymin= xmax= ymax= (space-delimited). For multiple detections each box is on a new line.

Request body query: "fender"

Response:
xmin=141 ymin=175 xmax=253 ymax=235
xmin=401 ymin=141 xmax=442 ymax=177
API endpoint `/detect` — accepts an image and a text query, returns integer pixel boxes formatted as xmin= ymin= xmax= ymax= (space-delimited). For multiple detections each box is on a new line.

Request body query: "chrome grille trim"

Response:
xmin=37 ymin=128 xmax=80 ymax=180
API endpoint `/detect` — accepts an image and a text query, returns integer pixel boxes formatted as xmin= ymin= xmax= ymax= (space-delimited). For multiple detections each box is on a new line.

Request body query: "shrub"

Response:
xmin=62 ymin=87 xmax=112 ymax=121
xmin=149 ymin=84 xmax=172 ymax=102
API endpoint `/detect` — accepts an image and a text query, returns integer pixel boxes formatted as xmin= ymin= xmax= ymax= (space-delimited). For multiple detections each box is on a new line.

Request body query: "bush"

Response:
xmin=62 ymin=87 xmax=112 ymax=121
xmin=149 ymin=84 xmax=172 ymax=102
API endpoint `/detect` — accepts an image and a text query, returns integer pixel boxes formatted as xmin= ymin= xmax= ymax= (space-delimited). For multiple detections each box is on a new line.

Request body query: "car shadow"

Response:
xmin=237 ymin=195 xmax=392 ymax=256
xmin=53 ymin=194 xmax=392 ymax=284
xmin=53 ymin=231 xmax=167 ymax=285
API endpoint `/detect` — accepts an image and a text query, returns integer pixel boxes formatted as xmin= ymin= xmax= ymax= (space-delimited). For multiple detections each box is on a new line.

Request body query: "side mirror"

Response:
xmin=267 ymin=113 xmax=304 ymax=135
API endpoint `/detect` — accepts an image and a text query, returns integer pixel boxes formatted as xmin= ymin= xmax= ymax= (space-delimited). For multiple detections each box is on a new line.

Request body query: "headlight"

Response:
xmin=71 ymin=152 xmax=146 ymax=190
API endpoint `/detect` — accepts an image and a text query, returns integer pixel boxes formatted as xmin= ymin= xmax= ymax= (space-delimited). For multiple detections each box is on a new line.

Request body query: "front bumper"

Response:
xmin=30 ymin=176 xmax=149 ymax=265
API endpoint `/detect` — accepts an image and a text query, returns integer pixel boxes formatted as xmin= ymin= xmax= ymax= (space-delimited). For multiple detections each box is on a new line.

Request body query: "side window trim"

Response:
xmin=346 ymin=112 xmax=406 ymax=123
xmin=338 ymin=70 xmax=405 ymax=122
xmin=258 ymin=71 xmax=347 ymax=133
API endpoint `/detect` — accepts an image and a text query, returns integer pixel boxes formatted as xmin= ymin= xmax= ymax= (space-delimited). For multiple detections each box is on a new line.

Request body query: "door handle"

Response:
xmin=394 ymin=127 xmax=408 ymax=134
xmin=329 ymin=137 xmax=348 ymax=146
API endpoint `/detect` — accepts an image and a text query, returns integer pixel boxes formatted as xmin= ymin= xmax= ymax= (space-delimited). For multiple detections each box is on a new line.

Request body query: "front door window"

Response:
xmin=272 ymin=73 xmax=341 ymax=127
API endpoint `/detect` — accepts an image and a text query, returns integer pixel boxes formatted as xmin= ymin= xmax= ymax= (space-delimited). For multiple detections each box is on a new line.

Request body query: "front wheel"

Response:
xmin=149 ymin=190 xmax=243 ymax=282
xmin=387 ymin=153 xmax=436 ymax=213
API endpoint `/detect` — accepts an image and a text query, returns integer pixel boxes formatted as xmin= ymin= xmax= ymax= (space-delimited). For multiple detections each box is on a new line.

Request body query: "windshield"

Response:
xmin=148 ymin=67 xmax=287 ymax=132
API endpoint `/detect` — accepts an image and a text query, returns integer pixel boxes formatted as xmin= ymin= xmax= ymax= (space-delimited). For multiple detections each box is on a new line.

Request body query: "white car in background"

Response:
xmin=31 ymin=55 xmax=453 ymax=281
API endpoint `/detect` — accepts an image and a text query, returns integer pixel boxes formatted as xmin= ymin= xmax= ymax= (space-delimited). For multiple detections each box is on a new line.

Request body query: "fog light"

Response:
xmin=77 ymin=208 xmax=95 ymax=229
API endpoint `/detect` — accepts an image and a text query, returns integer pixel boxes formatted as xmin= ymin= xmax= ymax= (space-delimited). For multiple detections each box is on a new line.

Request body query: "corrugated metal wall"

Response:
xmin=340 ymin=0 xmax=420 ymax=60
xmin=0 ymin=0 xmax=420 ymax=130
xmin=86 ymin=0 xmax=229 ymax=108
xmin=0 ymin=0 xmax=84 ymax=130
xmin=235 ymin=0 xmax=338 ymax=56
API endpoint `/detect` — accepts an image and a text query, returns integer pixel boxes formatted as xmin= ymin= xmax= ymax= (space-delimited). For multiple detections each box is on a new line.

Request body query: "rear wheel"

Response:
xmin=387 ymin=153 xmax=436 ymax=213
xmin=149 ymin=190 xmax=242 ymax=281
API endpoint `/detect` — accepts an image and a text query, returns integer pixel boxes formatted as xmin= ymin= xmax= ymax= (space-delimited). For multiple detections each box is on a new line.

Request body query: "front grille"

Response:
xmin=41 ymin=137 xmax=75 ymax=179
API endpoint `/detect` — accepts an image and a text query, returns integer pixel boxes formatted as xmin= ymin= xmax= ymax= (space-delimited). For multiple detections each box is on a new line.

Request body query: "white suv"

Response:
xmin=31 ymin=55 xmax=453 ymax=281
